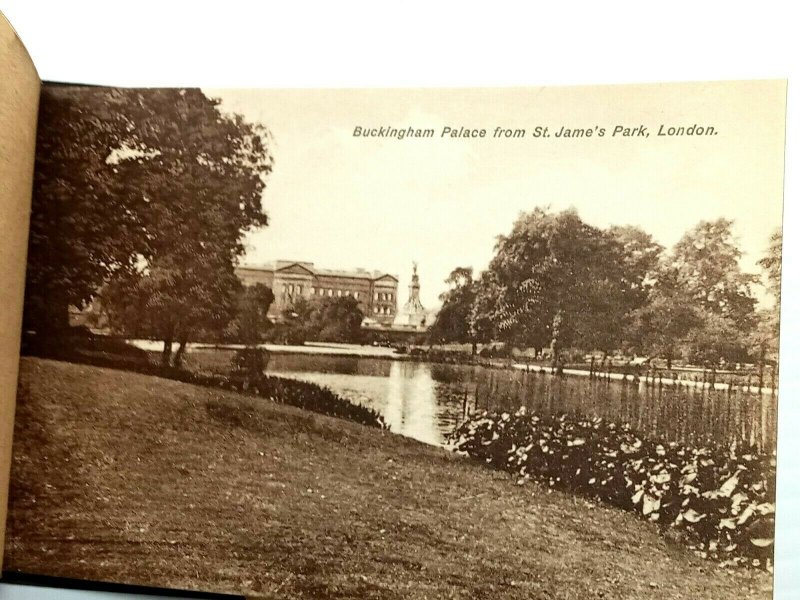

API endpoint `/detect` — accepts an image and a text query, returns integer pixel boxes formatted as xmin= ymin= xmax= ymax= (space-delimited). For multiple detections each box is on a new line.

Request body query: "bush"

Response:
xmin=263 ymin=322 xmax=307 ymax=345
xmin=217 ymin=348 xmax=386 ymax=428
xmin=451 ymin=409 xmax=775 ymax=570
xmin=250 ymin=376 xmax=387 ymax=429
xmin=231 ymin=347 xmax=269 ymax=375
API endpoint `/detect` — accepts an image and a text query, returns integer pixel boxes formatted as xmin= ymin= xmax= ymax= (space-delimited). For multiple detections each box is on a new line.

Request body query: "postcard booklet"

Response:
xmin=0 ymin=12 xmax=788 ymax=600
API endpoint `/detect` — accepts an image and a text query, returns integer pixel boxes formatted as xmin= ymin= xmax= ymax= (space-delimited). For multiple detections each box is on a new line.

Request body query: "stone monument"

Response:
xmin=393 ymin=262 xmax=428 ymax=329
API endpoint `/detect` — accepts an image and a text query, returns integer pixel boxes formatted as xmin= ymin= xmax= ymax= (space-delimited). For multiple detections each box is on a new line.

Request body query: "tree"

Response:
xmin=606 ymin=225 xmax=663 ymax=309
xmin=570 ymin=226 xmax=661 ymax=356
xmin=105 ymin=249 xmax=245 ymax=366
xmin=80 ymin=89 xmax=273 ymax=366
xmin=267 ymin=297 xmax=314 ymax=346
xmin=666 ymin=219 xmax=757 ymax=365
xmin=306 ymin=296 xmax=365 ymax=343
xmin=671 ymin=218 xmax=757 ymax=328
xmin=428 ymin=267 xmax=480 ymax=352
xmin=482 ymin=208 xmax=637 ymax=364
xmin=750 ymin=230 xmax=782 ymax=370
xmin=470 ymin=270 xmax=501 ymax=349
xmin=24 ymin=87 xmax=150 ymax=335
xmin=758 ymin=230 xmax=782 ymax=304
xmin=682 ymin=310 xmax=750 ymax=366
xmin=227 ymin=283 xmax=275 ymax=345
xmin=628 ymin=264 xmax=700 ymax=369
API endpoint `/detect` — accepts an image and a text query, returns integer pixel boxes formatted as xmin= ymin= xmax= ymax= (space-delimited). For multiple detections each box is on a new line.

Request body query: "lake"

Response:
xmin=265 ymin=353 xmax=778 ymax=451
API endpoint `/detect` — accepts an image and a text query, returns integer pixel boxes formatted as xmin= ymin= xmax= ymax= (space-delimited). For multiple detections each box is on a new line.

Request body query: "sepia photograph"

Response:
xmin=2 ymin=80 xmax=786 ymax=599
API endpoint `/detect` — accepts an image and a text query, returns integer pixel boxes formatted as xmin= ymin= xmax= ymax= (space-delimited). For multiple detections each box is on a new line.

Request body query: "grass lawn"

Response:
xmin=5 ymin=358 xmax=772 ymax=599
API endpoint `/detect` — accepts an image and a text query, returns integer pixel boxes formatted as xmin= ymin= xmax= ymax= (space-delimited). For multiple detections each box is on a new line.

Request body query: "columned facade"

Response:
xmin=236 ymin=261 xmax=399 ymax=325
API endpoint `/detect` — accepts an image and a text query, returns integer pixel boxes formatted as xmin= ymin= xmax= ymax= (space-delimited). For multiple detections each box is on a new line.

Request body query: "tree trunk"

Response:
xmin=172 ymin=333 xmax=190 ymax=368
xmin=50 ymin=301 xmax=71 ymax=333
xmin=550 ymin=310 xmax=563 ymax=369
xmin=161 ymin=328 xmax=174 ymax=368
xmin=36 ymin=297 xmax=71 ymax=340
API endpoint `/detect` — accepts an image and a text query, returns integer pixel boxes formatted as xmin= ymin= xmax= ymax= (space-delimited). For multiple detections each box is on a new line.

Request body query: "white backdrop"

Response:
xmin=0 ymin=2 xmax=796 ymax=599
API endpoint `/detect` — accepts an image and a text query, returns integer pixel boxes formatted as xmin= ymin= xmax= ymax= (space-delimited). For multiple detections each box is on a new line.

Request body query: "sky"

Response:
xmin=208 ymin=81 xmax=786 ymax=309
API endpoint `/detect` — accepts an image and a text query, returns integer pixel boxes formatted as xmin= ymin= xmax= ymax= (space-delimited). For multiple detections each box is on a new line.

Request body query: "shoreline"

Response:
xmin=127 ymin=339 xmax=776 ymax=396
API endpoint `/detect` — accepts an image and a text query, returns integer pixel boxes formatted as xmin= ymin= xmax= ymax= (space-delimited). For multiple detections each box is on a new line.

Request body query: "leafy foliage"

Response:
xmin=230 ymin=346 xmax=270 ymax=381
xmin=27 ymin=87 xmax=274 ymax=367
xmin=25 ymin=87 xmax=149 ymax=332
xmin=305 ymin=296 xmax=365 ymax=343
xmin=758 ymin=230 xmax=782 ymax=304
xmin=429 ymin=267 xmax=480 ymax=350
xmin=436 ymin=209 xmax=772 ymax=368
xmin=226 ymin=283 xmax=275 ymax=344
xmin=672 ymin=219 xmax=757 ymax=327
xmin=453 ymin=409 xmax=775 ymax=569
xmin=248 ymin=376 xmax=386 ymax=428
xmin=473 ymin=209 xmax=657 ymax=361
xmin=750 ymin=230 xmax=782 ymax=366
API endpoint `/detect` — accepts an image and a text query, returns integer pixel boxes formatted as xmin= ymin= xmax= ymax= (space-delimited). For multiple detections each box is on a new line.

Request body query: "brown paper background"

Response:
xmin=0 ymin=13 xmax=39 ymax=570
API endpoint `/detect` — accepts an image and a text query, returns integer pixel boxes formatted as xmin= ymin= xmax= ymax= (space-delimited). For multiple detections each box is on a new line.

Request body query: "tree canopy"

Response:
xmin=26 ymin=87 xmax=274 ymax=366
xmin=433 ymin=208 xmax=771 ymax=368
xmin=471 ymin=208 xmax=655 ymax=362
xmin=306 ymin=296 xmax=365 ymax=343
xmin=428 ymin=267 xmax=480 ymax=351
xmin=228 ymin=283 xmax=276 ymax=345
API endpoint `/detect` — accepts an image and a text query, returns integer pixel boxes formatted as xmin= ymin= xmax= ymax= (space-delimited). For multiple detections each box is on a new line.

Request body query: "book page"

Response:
xmin=0 ymin=13 xmax=39 ymax=571
xmin=2 ymin=81 xmax=785 ymax=599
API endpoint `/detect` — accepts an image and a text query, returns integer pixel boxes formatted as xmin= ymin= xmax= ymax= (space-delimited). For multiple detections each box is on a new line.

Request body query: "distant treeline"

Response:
xmin=428 ymin=208 xmax=781 ymax=370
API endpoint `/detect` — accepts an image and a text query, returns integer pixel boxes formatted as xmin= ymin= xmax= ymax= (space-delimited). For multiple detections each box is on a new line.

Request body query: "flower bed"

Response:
xmin=451 ymin=409 xmax=775 ymax=569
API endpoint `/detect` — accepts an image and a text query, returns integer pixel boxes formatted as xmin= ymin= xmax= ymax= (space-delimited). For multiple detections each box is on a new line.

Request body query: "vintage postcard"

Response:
xmin=2 ymin=80 xmax=786 ymax=599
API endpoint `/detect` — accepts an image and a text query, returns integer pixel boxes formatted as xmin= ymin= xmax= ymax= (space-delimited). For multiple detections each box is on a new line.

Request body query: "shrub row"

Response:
xmin=224 ymin=373 xmax=388 ymax=429
xmin=451 ymin=409 xmax=775 ymax=570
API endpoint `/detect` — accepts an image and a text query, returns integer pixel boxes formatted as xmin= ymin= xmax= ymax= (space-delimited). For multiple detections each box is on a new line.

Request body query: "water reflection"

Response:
xmin=266 ymin=354 xmax=778 ymax=451
xmin=383 ymin=362 xmax=441 ymax=444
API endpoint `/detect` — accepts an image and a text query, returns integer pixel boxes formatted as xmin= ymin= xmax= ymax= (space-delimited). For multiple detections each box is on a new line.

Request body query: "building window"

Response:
xmin=373 ymin=307 xmax=378 ymax=314
xmin=388 ymin=293 xmax=393 ymax=301
xmin=337 ymin=289 xmax=342 ymax=297
xmin=374 ymin=292 xmax=379 ymax=301
xmin=327 ymin=289 xmax=333 ymax=296
xmin=354 ymin=291 xmax=359 ymax=299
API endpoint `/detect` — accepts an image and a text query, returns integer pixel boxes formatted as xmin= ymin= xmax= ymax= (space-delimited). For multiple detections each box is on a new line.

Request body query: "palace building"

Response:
xmin=236 ymin=261 xmax=399 ymax=326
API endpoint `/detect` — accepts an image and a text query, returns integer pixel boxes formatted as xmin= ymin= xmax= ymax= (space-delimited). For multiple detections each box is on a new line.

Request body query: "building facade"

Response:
xmin=236 ymin=260 xmax=399 ymax=326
